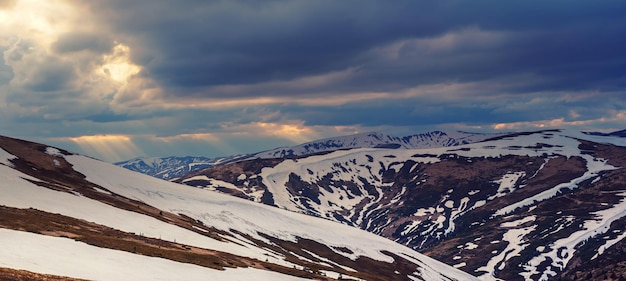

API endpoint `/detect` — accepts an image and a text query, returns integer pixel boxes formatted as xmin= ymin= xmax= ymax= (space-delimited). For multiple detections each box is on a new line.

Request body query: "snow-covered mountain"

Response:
xmin=116 ymin=131 xmax=502 ymax=180
xmin=0 ymin=135 xmax=476 ymax=281
xmin=179 ymin=129 xmax=626 ymax=280
xmin=115 ymin=155 xmax=248 ymax=180
xmin=253 ymin=131 xmax=502 ymax=159
xmin=583 ymin=129 xmax=626 ymax=138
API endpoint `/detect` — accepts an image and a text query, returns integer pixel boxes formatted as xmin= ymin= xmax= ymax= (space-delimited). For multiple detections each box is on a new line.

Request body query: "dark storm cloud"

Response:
xmin=81 ymin=0 xmax=626 ymax=99
xmin=277 ymin=93 xmax=626 ymax=130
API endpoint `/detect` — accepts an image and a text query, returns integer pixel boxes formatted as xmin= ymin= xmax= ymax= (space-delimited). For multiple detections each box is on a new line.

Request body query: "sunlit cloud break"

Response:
xmin=68 ymin=135 xmax=144 ymax=162
xmin=492 ymin=111 xmax=626 ymax=131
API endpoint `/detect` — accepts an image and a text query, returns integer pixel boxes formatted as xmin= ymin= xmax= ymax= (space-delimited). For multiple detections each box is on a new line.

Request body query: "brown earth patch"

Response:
xmin=0 ymin=267 xmax=88 ymax=281
xmin=0 ymin=206 xmax=332 ymax=279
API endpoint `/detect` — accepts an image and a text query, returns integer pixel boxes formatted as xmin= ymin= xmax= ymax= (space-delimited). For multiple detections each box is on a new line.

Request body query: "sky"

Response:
xmin=1 ymin=0 xmax=625 ymax=162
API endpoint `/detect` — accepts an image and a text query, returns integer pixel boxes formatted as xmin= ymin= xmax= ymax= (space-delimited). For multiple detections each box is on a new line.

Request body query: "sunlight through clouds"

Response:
xmin=100 ymin=43 xmax=140 ymax=83
xmin=69 ymin=135 xmax=144 ymax=162
xmin=228 ymin=122 xmax=319 ymax=144
xmin=0 ymin=0 xmax=74 ymax=47
xmin=492 ymin=110 xmax=626 ymax=132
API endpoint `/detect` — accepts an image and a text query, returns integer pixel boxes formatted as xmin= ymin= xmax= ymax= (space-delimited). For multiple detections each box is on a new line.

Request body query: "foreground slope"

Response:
xmin=180 ymin=130 xmax=626 ymax=280
xmin=0 ymin=135 xmax=475 ymax=281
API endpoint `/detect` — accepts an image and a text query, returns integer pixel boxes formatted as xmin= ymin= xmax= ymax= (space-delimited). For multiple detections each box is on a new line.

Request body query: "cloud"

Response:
xmin=74 ymin=1 xmax=625 ymax=95
xmin=1 ymin=0 xmax=625 ymax=161
xmin=492 ymin=110 xmax=626 ymax=132
xmin=65 ymin=134 xmax=144 ymax=162
xmin=0 ymin=0 xmax=17 ymax=9
xmin=52 ymin=32 xmax=114 ymax=55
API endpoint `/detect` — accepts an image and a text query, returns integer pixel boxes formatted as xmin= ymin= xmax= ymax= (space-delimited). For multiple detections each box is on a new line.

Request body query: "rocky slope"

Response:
xmin=178 ymin=129 xmax=626 ymax=280
xmin=0 ymin=135 xmax=476 ymax=281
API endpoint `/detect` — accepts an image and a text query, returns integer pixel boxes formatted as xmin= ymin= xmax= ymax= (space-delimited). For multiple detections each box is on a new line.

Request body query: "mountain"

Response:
xmin=583 ymin=129 xmax=626 ymax=138
xmin=116 ymin=130 xmax=502 ymax=180
xmin=0 ymin=135 xmax=476 ymax=281
xmin=252 ymin=131 xmax=501 ymax=159
xmin=178 ymin=129 xmax=626 ymax=280
xmin=115 ymin=155 xmax=248 ymax=180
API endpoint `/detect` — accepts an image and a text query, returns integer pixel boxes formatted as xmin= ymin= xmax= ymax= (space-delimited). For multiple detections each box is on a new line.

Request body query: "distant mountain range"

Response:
xmin=115 ymin=155 xmax=248 ymax=180
xmin=171 ymin=129 xmax=626 ymax=280
xmin=116 ymin=130 xmax=503 ymax=180
xmin=252 ymin=131 xmax=502 ymax=158
xmin=583 ymin=129 xmax=626 ymax=137
xmin=0 ymin=134 xmax=476 ymax=280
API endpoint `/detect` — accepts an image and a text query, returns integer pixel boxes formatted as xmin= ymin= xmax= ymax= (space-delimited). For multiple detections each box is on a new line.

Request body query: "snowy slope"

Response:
xmin=182 ymin=129 xmax=626 ymax=280
xmin=0 ymin=135 xmax=476 ymax=281
xmin=0 ymin=229 xmax=306 ymax=281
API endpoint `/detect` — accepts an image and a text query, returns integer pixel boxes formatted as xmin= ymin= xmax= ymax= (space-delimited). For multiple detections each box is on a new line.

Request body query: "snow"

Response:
xmin=259 ymin=148 xmax=441 ymax=223
xmin=523 ymin=191 xmax=626 ymax=280
xmin=252 ymin=130 xmax=498 ymax=159
xmin=464 ymin=242 xmax=479 ymax=250
xmin=444 ymin=200 xmax=455 ymax=208
xmin=182 ymin=175 xmax=211 ymax=182
xmin=12 ymin=129 xmax=621 ymax=280
xmin=454 ymin=262 xmax=467 ymax=268
xmin=476 ymin=222 xmax=537 ymax=280
xmin=501 ymin=216 xmax=536 ymax=228
xmin=64 ymin=155 xmax=478 ymax=281
xmin=594 ymin=230 xmax=626 ymax=259
xmin=0 ymin=229 xmax=307 ymax=281
xmin=45 ymin=147 xmax=63 ymax=156
xmin=0 ymin=148 xmax=16 ymax=166
xmin=489 ymin=172 xmax=525 ymax=200
xmin=0 ymin=164 xmax=265 ymax=261
xmin=495 ymin=155 xmax=617 ymax=217
xmin=0 ymin=153 xmax=478 ymax=281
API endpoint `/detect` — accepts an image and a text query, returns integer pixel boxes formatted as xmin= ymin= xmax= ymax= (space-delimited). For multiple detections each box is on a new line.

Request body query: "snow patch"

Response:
xmin=0 ymin=148 xmax=16 ymax=167
xmin=45 ymin=147 xmax=64 ymax=157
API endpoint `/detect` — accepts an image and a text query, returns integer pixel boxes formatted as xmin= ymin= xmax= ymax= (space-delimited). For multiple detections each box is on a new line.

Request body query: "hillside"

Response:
xmin=0 ymin=135 xmax=476 ymax=281
xmin=179 ymin=129 xmax=626 ymax=280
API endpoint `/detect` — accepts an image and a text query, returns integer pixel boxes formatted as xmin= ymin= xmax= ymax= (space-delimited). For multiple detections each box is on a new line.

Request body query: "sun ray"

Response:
xmin=68 ymin=134 xmax=144 ymax=162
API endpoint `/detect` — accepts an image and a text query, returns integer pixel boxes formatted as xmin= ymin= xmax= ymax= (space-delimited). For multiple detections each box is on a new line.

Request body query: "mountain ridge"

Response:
xmin=177 ymin=129 xmax=626 ymax=280
xmin=0 ymin=134 xmax=476 ymax=281
xmin=116 ymin=130 xmax=504 ymax=180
